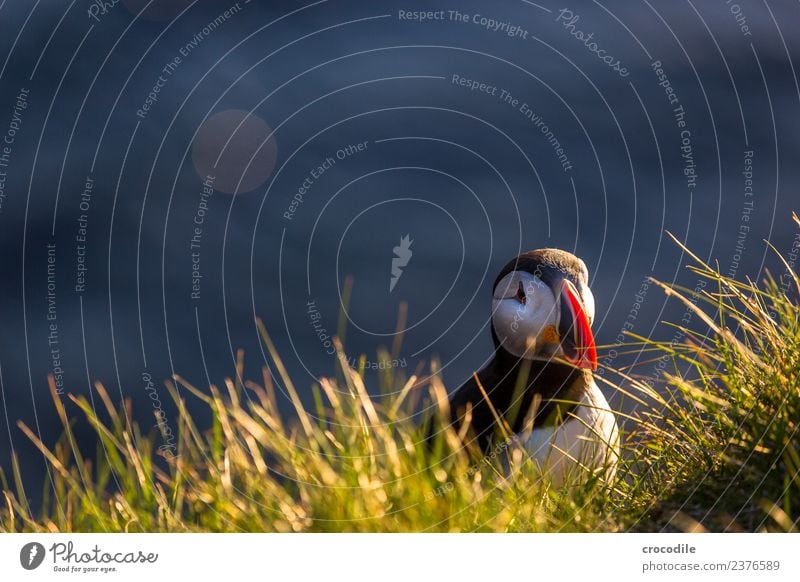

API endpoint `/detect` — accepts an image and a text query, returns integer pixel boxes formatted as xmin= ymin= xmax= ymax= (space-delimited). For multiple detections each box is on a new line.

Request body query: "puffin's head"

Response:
xmin=490 ymin=248 xmax=597 ymax=370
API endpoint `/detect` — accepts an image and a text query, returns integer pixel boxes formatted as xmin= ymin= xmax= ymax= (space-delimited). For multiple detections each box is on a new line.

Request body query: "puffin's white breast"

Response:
xmin=520 ymin=381 xmax=619 ymax=487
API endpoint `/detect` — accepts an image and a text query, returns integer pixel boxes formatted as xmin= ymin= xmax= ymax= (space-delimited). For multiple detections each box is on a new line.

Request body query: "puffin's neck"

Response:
xmin=490 ymin=346 xmax=591 ymax=432
xmin=492 ymin=346 xmax=589 ymax=397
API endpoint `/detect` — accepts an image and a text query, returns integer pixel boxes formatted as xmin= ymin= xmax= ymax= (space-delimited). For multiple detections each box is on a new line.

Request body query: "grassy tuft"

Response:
xmin=1 ymin=224 xmax=799 ymax=532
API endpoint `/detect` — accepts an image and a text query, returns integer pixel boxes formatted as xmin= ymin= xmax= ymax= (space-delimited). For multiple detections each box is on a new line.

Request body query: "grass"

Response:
xmin=1 ymin=222 xmax=799 ymax=532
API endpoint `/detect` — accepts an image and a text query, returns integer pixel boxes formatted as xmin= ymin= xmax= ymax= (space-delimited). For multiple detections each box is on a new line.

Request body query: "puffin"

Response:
xmin=445 ymin=248 xmax=619 ymax=486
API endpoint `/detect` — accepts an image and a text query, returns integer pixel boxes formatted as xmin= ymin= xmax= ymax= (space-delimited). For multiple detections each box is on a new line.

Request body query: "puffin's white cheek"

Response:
xmin=492 ymin=299 xmax=547 ymax=358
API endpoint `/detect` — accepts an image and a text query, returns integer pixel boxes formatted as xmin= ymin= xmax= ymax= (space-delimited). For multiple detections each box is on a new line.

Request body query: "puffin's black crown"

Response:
xmin=493 ymin=248 xmax=589 ymax=292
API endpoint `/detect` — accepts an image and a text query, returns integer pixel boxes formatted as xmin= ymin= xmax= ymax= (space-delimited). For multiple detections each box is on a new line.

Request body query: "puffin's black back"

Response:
xmin=446 ymin=354 xmax=589 ymax=450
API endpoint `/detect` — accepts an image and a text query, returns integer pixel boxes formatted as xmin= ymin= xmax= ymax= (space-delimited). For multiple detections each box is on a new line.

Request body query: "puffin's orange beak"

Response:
xmin=558 ymin=279 xmax=598 ymax=371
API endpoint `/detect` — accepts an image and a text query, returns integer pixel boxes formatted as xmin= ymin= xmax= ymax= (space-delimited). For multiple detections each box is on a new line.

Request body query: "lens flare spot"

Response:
xmin=191 ymin=109 xmax=278 ymax=195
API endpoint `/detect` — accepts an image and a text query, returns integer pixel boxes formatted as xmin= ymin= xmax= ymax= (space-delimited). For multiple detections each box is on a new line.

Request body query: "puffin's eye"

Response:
xmin=515 ymin=281 xmax=527 ymax=305
xmin=493 ymin=271 xmax=544 ymax=301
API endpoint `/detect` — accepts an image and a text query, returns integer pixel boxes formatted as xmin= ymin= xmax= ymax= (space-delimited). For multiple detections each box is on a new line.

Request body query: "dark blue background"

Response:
xmin=0 ymin=0 xmax=798 ymax=496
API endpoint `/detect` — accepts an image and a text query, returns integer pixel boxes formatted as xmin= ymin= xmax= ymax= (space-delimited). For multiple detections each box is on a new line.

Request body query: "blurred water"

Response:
xmin=0 ymin=0 xmax=798 ymax=491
